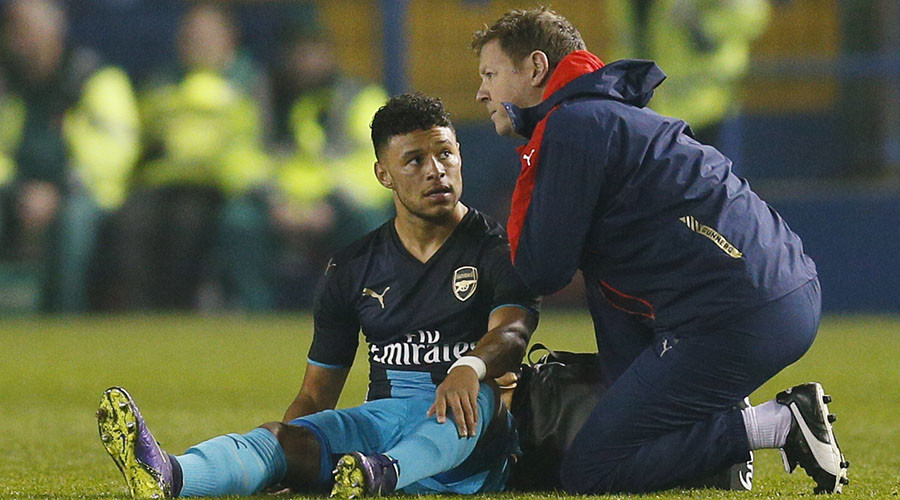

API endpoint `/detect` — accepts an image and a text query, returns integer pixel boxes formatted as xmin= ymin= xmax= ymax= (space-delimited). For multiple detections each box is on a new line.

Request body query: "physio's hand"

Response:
xmin=428 ymin=366 xmax=480 ymax=438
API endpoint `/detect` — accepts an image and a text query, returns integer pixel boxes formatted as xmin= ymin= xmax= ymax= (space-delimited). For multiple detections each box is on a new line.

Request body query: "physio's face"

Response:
xmin=376 ymin=127 xmax=462 ymax=222
xmin=476 ymin=39 xmax=535 ymax=136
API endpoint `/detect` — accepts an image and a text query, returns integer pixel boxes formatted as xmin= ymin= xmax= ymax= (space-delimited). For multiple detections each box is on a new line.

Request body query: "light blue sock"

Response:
xmin=176 ymin=428 xmax=287 ymax=497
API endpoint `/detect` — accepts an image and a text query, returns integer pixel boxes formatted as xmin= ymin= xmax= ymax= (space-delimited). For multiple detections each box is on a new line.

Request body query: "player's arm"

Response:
xmin=282 ymin=363 xmax=349 ymax=422
xmin=428 ymin=305 xmax=538 ymax=437
xmin=471 ymin=305 xmax=538 ymax=378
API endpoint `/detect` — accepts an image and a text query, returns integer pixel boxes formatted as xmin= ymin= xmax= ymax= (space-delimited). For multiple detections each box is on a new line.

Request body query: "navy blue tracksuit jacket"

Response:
xmin=506 ymin=51 xmax=817 ymax=333
xmin=503 ymin=51 xmax=822 ymax=493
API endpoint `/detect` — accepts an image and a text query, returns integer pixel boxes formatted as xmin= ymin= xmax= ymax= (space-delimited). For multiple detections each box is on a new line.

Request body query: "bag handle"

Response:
xmin=526 ymin=342 xmax=558 ymax=365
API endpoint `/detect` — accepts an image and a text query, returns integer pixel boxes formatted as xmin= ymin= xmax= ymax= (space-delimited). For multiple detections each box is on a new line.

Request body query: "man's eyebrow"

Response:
xmin=400 ymin=148 xmax=424 ymax=160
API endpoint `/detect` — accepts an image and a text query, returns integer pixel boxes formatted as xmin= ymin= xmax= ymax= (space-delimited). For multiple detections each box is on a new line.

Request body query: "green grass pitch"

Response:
xmin=1 ymin=312 xmax=898 ymax=499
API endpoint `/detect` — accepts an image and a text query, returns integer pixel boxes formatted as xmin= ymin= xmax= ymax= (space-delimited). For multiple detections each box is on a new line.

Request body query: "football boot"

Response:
xmin=330 ymin=452 xmax=398 ymax=498
xmin=97 ymin=387 xmax=175 ymax=499
xmin=777 ymin=382 xmax=849 ymax=493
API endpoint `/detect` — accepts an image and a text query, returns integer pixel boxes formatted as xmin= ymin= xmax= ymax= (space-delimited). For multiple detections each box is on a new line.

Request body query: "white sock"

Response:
xmin=741 ymin=399 xmax=793 ymax=450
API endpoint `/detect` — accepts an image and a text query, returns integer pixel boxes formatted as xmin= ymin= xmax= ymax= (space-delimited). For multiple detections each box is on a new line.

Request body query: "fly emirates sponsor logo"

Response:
xmin=369 ymin=330 xmax=476 ymax=366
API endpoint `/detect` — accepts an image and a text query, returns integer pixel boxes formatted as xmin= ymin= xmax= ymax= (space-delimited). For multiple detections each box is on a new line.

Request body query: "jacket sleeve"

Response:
xmin=513 ymin=111 xmax=608 ymax=295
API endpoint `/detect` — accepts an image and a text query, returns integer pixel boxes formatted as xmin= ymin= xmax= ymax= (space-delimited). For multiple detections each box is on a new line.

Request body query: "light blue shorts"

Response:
xmin=291 ymin=382 xmax=517 ymax=494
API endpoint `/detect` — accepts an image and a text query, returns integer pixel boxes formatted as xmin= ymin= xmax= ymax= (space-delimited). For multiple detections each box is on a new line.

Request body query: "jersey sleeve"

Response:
xmin=513 ymin=110 xmax=607 ymax=295
xmin=307 ymin=260 xmax=360 ymax=368
xmin=484 ymin=237 xmax=541 ymax=317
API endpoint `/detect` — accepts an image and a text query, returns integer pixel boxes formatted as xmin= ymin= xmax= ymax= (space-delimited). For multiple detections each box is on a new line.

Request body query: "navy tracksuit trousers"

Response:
xmin=560 ymin=278 xmax=821 ymax=493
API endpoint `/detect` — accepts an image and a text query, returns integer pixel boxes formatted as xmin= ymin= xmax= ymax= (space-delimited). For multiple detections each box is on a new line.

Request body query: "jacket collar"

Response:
xmin=542 ymin=50 xmax=605 ymax=99
xmin=505 ymin=51 xmax=667 ymax=139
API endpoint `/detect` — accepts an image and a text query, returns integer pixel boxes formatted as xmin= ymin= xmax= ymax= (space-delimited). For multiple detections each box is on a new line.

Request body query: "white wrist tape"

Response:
xmin=448 ymin=355 xmax=487 ymax=380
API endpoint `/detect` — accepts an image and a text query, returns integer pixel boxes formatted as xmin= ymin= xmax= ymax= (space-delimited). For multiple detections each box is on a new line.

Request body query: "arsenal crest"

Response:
xmin=452 ymin=266 xmax=478 ymax=301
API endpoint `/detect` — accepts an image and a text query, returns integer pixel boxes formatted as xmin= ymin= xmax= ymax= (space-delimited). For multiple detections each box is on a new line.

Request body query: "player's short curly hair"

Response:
xmin=370 ymin=93 xmax=454 ymax=160
xmin=471 ymin=7 xmax=585 ymax=69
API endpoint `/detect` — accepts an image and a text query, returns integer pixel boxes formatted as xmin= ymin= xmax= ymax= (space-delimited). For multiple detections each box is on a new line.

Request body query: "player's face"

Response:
xmin=476 ymin=39 xmax=539 ymax=136
xmin=376 ymin=127 xmax=463 ymax=222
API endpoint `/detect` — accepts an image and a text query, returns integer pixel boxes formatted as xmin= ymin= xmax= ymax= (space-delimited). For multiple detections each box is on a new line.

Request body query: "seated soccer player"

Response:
xmin=97 ymin=93 xmax=540 ymax=498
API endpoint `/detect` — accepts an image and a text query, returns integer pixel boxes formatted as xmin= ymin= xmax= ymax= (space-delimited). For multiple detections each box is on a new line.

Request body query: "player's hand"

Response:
xmin=428 ymin=366 xmax=480 ymax=438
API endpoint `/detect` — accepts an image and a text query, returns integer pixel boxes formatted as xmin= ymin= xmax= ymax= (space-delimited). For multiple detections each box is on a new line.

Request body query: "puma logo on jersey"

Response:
xmin=522 ymin=148 xmax=536 ymax=167
xmin=362 ymin=286 xmax=390 ymax=308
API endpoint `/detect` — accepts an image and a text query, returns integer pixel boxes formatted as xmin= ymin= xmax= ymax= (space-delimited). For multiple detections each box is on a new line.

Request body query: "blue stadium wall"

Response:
xmin=765 ymin=191 xmax=900 ymax=313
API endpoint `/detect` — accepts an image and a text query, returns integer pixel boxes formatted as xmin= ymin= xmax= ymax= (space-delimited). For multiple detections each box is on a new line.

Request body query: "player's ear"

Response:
xmin=530 ymin=50 xmax=550 ymax=87
xmin=374 ymin=162 xmax=393 ymax=189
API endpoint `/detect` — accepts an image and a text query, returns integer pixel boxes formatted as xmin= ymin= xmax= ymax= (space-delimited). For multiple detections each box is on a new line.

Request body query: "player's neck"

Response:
xmin=394 ymin=203 xmax=469 ymax=263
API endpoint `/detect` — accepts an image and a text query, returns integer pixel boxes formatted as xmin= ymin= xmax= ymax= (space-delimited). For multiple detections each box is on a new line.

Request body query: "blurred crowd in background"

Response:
xmin=0 ymin=0 xmax=897 ymax=314
xmin=0 ymin=0 xmax=394 ymax=313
